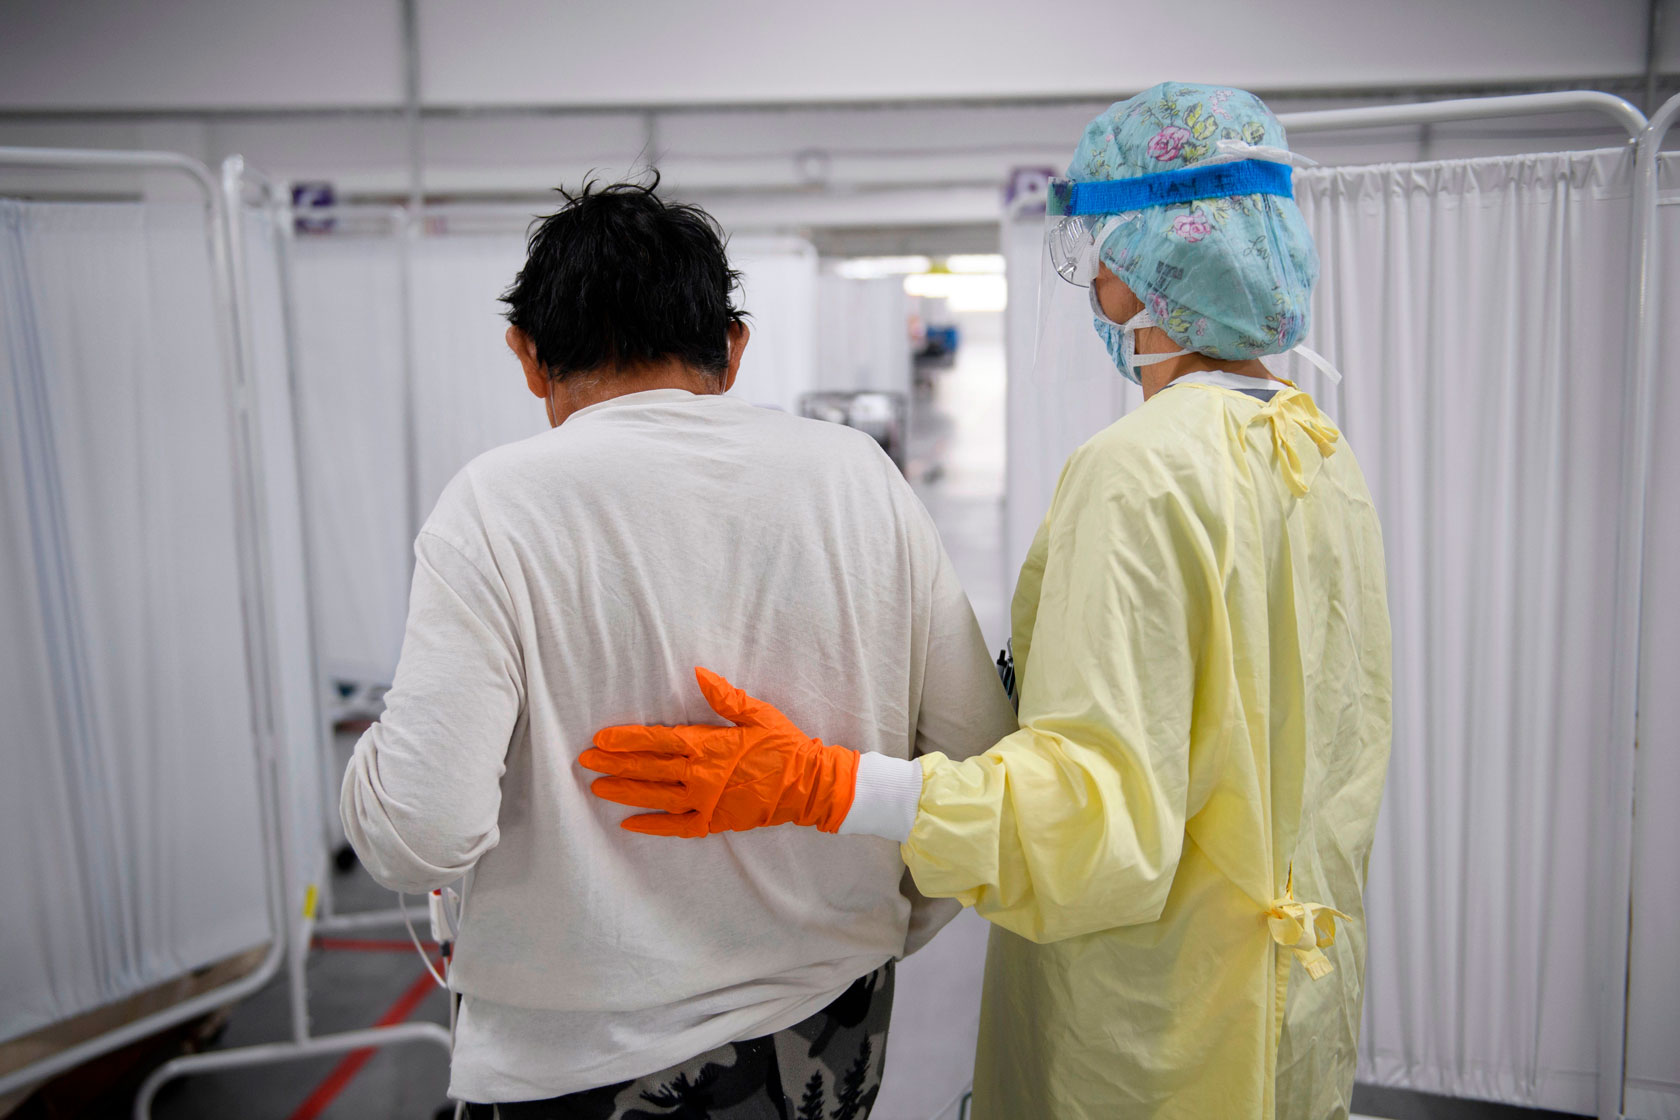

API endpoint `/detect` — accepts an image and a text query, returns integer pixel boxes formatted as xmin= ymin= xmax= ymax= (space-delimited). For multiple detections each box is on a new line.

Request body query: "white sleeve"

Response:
xmin=838 ymin=752 xmax=924 ymax=842
xmin=340 ymin=524 xmax=524 ymax=894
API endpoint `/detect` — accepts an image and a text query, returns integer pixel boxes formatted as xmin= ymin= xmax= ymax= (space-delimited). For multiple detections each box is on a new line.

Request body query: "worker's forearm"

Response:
xmin=888 ymin=728 xmax=1186 ymax=945
xmin=835 ymin=752 xmax=925 ymax=842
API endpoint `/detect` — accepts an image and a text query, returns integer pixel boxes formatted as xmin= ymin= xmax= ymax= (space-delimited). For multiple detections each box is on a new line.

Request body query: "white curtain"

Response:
xmin=406 ymin=228 xmax=530 ymax=522
xmin=729 ymin=235 xmax=820 ymax=413
xmin=0 ymin=200 xmax=271 ymax=1043
xmin=287 ymin=230 xmax=411 ymax=688
xmin=407 ymin=229 xmax=545 ymax=522
xmin=816 ymin=273 xmax=912 ymax=396
xmin=1291 ymin=150 xmax=1637 ymax=1115
xmin=1624 ymin=151 xmax=1680 ymax=1120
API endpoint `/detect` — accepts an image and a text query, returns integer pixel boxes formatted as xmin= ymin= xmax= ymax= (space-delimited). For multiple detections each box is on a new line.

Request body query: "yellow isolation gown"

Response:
xmin=904 ymin=382 xmax=1392 ymax=1119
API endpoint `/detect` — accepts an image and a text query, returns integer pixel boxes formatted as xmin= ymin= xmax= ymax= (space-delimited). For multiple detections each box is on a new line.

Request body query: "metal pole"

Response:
xmin=398 ymin=204 xmax=423 ymax=547
xmin=642 ymin=110 xmax=662 ymax=175
xmin=398 ymin=0 xmax=424 ymax=548
xmin=222 ymin=156 xmax=314 ymax=1050
xmin=1602 ymin=90 xmax=1680 ymax=1120
xmin=316 ymin=905 xmax=418 ymax=931
xmin=1278 ymin=90 xmax=1647 ymax=139
xmin=398 ymin=0 xmax=423 ymax=551
xmin=132 ymin=1022 xmax=452 ymax=1118
xmin=1645 ymin=0 xmax=1667 ymax=114
xmin=403 ymin=0 xmax=424 ymax=215
xmin=0 ymin=145 xmax=287 ymax=1099
xmin=265 ymin=183 xmax=348 ymax=898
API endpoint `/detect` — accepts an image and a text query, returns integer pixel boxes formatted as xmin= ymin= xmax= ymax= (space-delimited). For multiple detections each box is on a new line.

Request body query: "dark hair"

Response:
xmin=501 ymin=173 xmax=746 ymax=380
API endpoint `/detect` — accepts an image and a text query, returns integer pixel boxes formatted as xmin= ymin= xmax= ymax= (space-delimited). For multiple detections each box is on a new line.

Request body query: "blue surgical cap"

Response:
xmin=1068 ymin=82 xmax=1319 ymax=360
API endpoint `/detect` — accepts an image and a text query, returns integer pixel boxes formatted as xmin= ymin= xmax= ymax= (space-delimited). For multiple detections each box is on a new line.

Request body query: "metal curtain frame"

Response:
xmin=1264 ymin=90 xmax=1659 ymax=1120
xmin=1277 ymin=89 xmax=1648 ymax=140
xmin=128 ymin=159 xmax=451 ymax=1120
xmin=1278 ymin=89 xmax=1658 ymax=1120
xmin=1605 ymin=91 xmax=1680 ymax=1120
xmin=1279 ymin=90 xmax=1654 ymax=1120
xmin=0 ymin=148 xmax=290 ymax=1098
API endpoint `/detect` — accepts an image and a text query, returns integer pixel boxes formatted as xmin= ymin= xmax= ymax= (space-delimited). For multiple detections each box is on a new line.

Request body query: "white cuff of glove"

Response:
xmin=837 ymin=752 xmax=924 ymax=843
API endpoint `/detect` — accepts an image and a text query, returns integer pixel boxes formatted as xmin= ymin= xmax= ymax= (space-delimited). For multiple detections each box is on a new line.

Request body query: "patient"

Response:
xmin=340 ymin=178 xmax=1016 ymax=1118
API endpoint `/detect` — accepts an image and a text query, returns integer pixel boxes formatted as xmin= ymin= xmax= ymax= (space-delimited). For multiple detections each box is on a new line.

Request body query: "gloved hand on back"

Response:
xmin=581 ymin=668 xmax=861 ymax=837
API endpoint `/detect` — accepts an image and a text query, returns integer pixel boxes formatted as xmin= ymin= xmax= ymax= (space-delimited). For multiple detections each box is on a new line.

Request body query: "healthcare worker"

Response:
xmin=583 ymin=83 xmax=1393 ymax=1120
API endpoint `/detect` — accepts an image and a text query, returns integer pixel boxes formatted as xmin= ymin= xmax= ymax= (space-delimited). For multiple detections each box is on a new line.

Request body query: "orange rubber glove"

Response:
xmin=580 ymin=668 xmax=860 ymax=837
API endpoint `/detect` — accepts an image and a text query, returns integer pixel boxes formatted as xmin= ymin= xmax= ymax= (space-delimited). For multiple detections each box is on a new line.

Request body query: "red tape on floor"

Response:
xmin=285 ymin=963 xmax=443 ymax=1120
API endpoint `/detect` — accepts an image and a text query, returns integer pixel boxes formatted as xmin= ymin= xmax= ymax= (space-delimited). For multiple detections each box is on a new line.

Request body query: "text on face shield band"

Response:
xmin=1049 ymin=159 xmax=1295 ymax=217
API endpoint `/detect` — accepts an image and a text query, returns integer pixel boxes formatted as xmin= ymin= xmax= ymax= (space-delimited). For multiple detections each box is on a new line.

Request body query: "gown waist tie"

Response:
xmin=1266 ymin=871 xmax=1350 ymax=981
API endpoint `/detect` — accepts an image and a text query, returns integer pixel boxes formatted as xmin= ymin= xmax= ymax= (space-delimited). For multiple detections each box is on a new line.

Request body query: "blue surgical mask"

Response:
xmin=1091 ymin=314 xmax=1139 ymax=386
xmin=1091 ymin=287 xmax=1185 ymax=385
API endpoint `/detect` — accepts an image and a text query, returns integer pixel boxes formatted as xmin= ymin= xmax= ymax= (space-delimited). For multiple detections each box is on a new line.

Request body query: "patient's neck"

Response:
xmin=549 ymin=360 xmax=723 ymax=425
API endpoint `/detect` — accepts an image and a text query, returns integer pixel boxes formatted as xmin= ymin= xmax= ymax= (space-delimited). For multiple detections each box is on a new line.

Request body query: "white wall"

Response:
xmin=0 ymin=0 xmax=403 ymax=109
xmin=816 ymin=274 xmax=912 ymax=395
xmin=726 ymin=236 xmax=821 ymax=413
xmin=0 ymin=0 xmax=1657 ymax=110
xmin=420 ymin=0 xmax=1652 ymax=107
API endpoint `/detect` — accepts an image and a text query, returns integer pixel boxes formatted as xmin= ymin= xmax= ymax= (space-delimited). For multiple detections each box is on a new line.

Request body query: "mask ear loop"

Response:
xmin=1089 ymin=288 xmax=1191 ymax=365
xmin=1124 ymin=305 xmax=1189 ymax=367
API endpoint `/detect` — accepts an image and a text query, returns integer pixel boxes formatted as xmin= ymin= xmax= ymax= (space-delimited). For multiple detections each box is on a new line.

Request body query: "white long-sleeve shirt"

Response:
xmin=340 ymin=388 xmax=1016 ymax=1101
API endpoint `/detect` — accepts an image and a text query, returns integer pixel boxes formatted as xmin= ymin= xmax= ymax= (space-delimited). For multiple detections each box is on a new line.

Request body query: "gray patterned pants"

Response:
xmin=464 ymin=960 xmax=894 ymax=1120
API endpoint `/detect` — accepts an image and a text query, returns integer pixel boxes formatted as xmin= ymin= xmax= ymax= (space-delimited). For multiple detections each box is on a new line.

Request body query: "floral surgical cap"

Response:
xmin=1069 ymin=82 xmax=1319 ymax=360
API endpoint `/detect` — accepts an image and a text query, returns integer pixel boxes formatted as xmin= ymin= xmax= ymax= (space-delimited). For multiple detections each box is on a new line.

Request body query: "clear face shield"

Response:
xmin=1028 ymin=178 xmax=1150 ymax=401
xmin=1010 ymin=181 xmax=1149 ymax=519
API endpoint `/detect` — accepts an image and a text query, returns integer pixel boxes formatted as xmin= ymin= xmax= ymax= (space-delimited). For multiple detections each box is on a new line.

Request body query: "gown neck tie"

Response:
xmin=1254 ymin=387 xmax=1340 ymax=496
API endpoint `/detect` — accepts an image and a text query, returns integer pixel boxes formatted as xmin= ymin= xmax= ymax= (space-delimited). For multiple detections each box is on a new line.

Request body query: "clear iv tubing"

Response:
xmin=399 ymin=892 xmax=449 ymax=989
xmin=399 ymin=886 xmax=469 ymax=1117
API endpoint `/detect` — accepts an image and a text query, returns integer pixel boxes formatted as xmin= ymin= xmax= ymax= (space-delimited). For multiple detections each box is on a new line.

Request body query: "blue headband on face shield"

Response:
xmin=1049 ymin=159 xmax=1294 ymax=218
